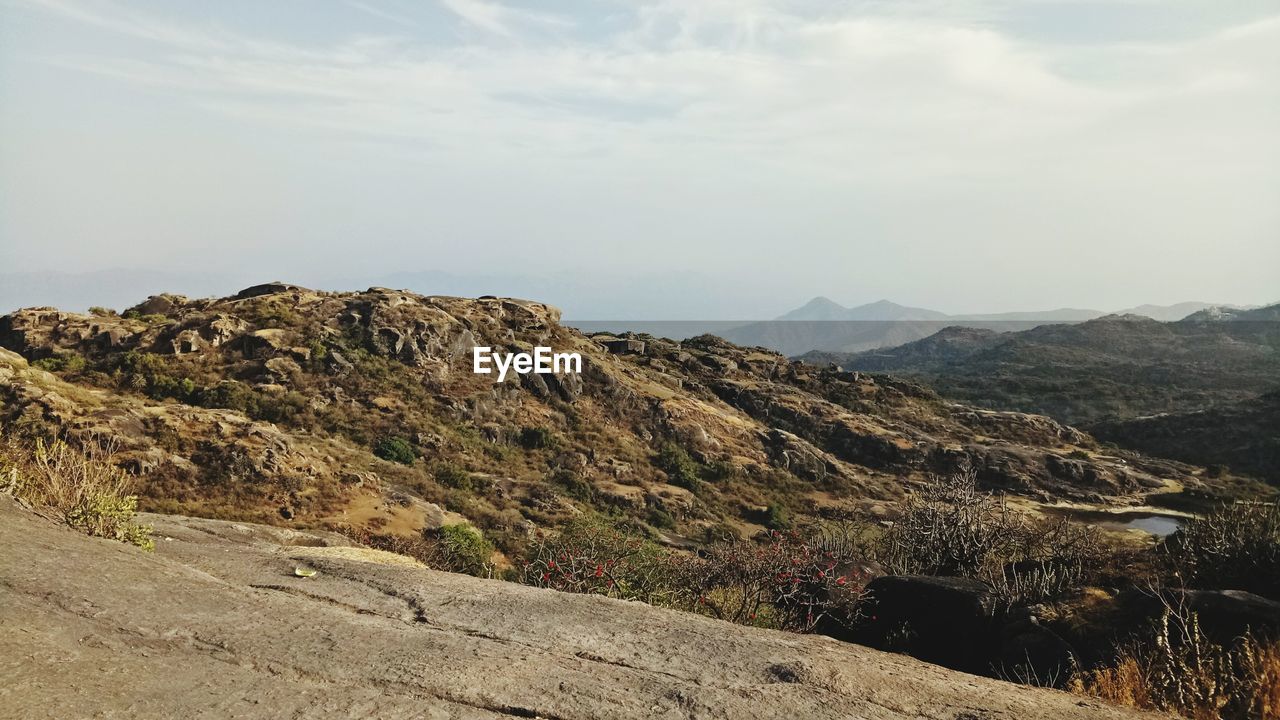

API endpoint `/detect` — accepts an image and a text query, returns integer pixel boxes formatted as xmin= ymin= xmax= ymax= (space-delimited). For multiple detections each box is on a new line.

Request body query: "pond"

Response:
xmin=1046 ymin=508 xmax=1185 ymax=537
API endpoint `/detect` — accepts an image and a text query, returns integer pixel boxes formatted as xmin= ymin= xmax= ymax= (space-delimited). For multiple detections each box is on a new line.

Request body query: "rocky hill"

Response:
xmin=0 ymin=494 xmax=1154 ymax=719
xmin=808 ymin=310 xmax=1280 ymax=482
xmin=0 ymin=283 xmax=1238 ymax=553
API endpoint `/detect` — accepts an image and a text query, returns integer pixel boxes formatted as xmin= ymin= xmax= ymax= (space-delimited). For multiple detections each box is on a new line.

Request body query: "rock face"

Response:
xmin=0 ymin=498 xmax=1152 ymax=720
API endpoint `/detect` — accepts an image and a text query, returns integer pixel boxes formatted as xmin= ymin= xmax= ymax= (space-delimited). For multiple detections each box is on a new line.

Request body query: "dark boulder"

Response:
xmin=855 ymin=575 xmax=1000 ymax=673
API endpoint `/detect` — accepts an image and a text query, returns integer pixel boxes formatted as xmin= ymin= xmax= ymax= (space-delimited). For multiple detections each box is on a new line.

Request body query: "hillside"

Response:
xmin=0 ymin=283 xmax=1238 ymax=554
xmin=0 ymin=495 xmax=1152 ymax=719
xmin=812 ymin=310 xmax=1280 ymax=481
xmin=1090 ymin=391 xmax=1280 ymax=481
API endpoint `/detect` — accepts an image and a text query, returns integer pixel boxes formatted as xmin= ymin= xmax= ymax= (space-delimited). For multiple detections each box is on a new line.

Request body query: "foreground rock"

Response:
xmin=0 ymin=499 xmax=1152 ymax=719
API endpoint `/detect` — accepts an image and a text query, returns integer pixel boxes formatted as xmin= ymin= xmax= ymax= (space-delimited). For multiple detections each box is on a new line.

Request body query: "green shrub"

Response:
xmin=518 ymin=426 xmax=556 ymax=450
xmin=647 ymin=507 xmax=677 ymax=530
xmin=435 ymin=524 xmax=493 ymax=576
xmin=656 ymin=442 xmax=701 ymax=490
xmin=374 ymin=436 xmax=416 ymax=465
xmin=32 ymin=351 xmax=87 ymax=374
xmin=523 ymin=515 xmax=676 ymax=603
xmin=765 ymin=503 xmax=792 ymax=531
xmin=434 ymin=463 xmax=473 ymax=490
xmin=550 ymin=468 xmax=592 ymax=501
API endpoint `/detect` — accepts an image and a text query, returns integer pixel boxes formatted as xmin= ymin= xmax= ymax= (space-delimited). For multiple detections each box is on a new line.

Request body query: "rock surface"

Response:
xmin=0 ymin=498 xmax=1153 ymax=720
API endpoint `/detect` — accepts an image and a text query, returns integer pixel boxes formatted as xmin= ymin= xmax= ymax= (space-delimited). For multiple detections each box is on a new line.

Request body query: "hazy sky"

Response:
xmin=1 ymin=0 xmax=1277 ymax=317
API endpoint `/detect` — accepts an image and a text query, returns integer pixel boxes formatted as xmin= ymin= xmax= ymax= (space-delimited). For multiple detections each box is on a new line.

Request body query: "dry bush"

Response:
xmin=1 ymin=434 xmax=153 ymax=551
xmin=1070 ymin=596 xmax=1280 ymax=719
xmin=877 ymin=472 xmax=1106 ymax=604
xmin=673 ymin=525 xmax=871 ymax=632
xmin=522 ymin=515 xmax=677 ymax=604
xmin=1163 ymin=502 xmax=1280 ymax=599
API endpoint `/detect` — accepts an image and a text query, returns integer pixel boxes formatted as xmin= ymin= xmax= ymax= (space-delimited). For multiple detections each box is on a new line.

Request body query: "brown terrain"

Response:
xmin=0 ymin=282 xmax=1242 ymax=549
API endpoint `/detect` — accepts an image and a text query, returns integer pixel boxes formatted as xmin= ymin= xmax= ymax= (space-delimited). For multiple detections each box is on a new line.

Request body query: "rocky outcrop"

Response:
xmin=0 ymin=284 xmax=1215 ymax=543
xmin=0 ymin=498 xmax=1152 ymax=719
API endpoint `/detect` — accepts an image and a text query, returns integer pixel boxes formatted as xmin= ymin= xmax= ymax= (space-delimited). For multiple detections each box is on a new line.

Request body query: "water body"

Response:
xmin=1047 ymin=508 xmax=1185 ymax=537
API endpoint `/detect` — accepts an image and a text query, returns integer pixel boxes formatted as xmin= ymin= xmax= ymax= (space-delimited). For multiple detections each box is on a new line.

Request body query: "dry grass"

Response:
xmin=1 ymin=434 xmax=154 ymax=551
xmin=1069 ymin=600 xmax=1280 ymax=719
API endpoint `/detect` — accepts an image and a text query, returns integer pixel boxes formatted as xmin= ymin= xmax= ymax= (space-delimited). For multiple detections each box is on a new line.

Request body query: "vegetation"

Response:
xmin=432 ymin=524 xmax=494 ymax=577
xmin=373 ymin=435 xmax=416 ymax=465
xmin=521 ymin=515 xmax=870 ymax=632
xmin=1163 ymin=501 xmax=1280 ymax=599
xmin=32 ymin=351 xmax=87 ymax=374
xmin=1070 ymin=599 xmax=1280 ymax=719
xmin=655 ymin=442 xmax=701 ymax=491
xmin=1 ymin=434 xmax=153 ymax=551
xmin=877 ymin=473 xmax=1106 ymax=604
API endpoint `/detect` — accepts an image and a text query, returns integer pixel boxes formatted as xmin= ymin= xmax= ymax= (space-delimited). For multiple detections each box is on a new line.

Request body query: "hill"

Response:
xmin=813 ymin=309 xmax=1280 ymax=481
xmin=724 ymin=299 xmax=1244 ymax=357
xmin=0 ymin=283 xmax=1241 ymax=551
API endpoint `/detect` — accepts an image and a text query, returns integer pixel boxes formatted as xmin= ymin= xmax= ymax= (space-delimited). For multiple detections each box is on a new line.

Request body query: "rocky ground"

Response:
xmin=0 ymin=496 xmax=1157 ymax=720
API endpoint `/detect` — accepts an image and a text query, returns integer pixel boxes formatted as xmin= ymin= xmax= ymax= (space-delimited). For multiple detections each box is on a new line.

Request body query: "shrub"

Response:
xmin=1070 ymin=599 xmax=1280 ymax=719
xmin=374 ymin=435 xmax=416 ymax=465
xmin=1163 ymin=502 xmax=1280 ymax=599
xmin=88 ymin=306 xmax=117 ymax=317
xmin=518 ymin=426 xmax=556 ymax=450
xmin=877 ymin=473 xmax=1106 ymax=604
xmin=1 ymin=435 xmax=153 ymax=551
xmin=32 ymin=351 xmax=87 ymax=374
xmin=549 ymin=468 xmax=592 ymax=501
xmin=435 ymin=463 xmax=474 ymax=490
xmin=646 ymin=507 xmax=677 ymax=530
xmin=674 ymin=526 xmax=871 ymax=632
xmin=656 ymin=442 xmax=701 ymax=490
xmin=433 ymin=524 xmax=494 ymax=577
xmin=523 ymin=515 xmax=676 ymax=604
xmin=765 ymin=503 xmax=792 ymax=531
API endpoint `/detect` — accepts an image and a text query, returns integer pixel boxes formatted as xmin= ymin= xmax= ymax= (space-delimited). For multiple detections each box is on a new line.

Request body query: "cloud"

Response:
xmin=437 ymin=0 xmax=571 ymax=37
xmin=3 ymin=0 xmax=1278 ymax=311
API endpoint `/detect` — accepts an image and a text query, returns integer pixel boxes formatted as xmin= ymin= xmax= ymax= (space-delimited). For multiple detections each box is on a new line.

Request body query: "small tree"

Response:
xmin=434 ymin=524 xmax=493 ymax=577
xmin=374 ymin=436 xmax=416 ymax=465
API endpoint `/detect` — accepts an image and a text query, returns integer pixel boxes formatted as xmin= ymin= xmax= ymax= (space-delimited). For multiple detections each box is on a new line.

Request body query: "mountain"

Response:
xmin=1116 ymin=302 xmax=1237 ymax=322
xmin=730 ymin=299 xmax=1249 ymax=357
xmin=809 ymin=306 xmax=1280 ymax=481
xmin=1183 ymin=303 xmax=1280 ymax=322
xmin=0 ymin=283 xmax=1235 ymax=544
xmin=778 ymin=299 xmax=949 ymax=322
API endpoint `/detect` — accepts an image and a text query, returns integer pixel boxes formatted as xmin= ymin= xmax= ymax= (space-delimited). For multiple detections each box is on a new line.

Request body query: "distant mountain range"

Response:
xmin=799 ymin=305 xmax=1280 ymax=482
xmin=719 ymin=298 xmax=1251 ymax=355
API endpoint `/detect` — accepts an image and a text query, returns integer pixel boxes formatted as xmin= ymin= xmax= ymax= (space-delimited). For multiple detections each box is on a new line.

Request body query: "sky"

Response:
xmin=1 ymin=0 xmax=1277 ymax=318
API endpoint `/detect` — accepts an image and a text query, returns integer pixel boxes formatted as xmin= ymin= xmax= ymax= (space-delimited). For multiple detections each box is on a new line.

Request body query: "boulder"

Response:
xmin=998 ymin=614 xmax=1076 ymax=686
xmin=856 ymin=575 xmax=1000 ymax=673
xmin=601 ymin=338 xmax=645 ymax=355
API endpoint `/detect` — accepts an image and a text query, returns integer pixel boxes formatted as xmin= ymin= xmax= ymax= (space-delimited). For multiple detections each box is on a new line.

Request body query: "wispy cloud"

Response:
xmin=3 ymin=0 xmax=1278 ymax=310
xmin=345 ymin=1 xmax=419 ymax=28
xmin=437 ymin=0 xmax=571 ymax=37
